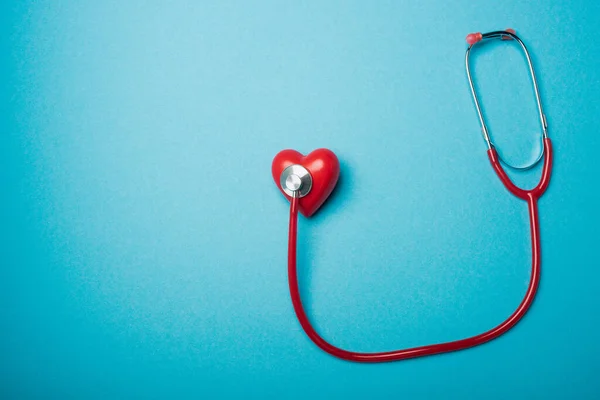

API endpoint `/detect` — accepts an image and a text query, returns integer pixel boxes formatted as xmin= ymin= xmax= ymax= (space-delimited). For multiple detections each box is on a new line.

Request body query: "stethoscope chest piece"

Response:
xmin=280 ymin=164 xmax=312 ymax=198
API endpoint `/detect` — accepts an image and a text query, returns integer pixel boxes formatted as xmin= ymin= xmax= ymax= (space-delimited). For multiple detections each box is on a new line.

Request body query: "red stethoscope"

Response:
xmin=272 ymin=30 xmax=553 ymax=362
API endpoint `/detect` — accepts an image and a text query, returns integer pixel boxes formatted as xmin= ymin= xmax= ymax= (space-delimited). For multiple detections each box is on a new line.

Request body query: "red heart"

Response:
xmin=272 ymin=148 xmax=340 ymax=217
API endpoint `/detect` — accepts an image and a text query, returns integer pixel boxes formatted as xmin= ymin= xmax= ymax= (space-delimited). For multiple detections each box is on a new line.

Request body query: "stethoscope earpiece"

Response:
xmin=465 ymin=28 xmax=548 ymax=170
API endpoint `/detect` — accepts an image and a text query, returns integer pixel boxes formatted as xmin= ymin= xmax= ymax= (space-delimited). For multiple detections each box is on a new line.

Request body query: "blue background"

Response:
xmin=1 ymin=1 xmax=599 ymax=398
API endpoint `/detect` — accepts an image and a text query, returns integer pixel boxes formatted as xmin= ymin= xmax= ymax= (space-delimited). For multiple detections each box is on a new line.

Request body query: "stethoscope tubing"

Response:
xmin=286 ymin=139 xmax=553 ymax=362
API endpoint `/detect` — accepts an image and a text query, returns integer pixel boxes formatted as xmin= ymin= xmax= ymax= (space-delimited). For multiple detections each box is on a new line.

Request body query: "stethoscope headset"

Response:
xmin=271 ymin=29 xmax=553 ymax=362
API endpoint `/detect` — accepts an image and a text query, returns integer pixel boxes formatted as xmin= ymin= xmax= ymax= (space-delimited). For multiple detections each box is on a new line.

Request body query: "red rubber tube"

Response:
xmin=287 ymin=138 xmax=553 ymax=362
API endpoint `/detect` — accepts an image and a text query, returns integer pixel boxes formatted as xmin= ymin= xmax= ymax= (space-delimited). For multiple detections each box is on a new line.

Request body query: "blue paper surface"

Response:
xmin=1 ymin=1 xmax=599 ymax=398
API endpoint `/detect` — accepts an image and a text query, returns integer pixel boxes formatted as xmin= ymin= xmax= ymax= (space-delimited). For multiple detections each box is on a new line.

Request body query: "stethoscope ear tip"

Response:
xmin=502 ymin=28 xmax=516 ymax=40
xmin=466 ymin=32 xmax=482 ymax=45
xmin=466 ymin=28 xmax=516 ymax=45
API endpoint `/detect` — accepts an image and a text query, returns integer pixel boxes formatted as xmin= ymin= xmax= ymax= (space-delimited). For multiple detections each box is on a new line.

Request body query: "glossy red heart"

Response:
xmin=272 ymin=148 xmax=340 ymax=217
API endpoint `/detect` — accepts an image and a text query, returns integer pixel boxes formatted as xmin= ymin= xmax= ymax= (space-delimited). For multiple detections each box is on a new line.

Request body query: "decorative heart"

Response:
xmin=272 ymin=148 xmax=340 ymax=217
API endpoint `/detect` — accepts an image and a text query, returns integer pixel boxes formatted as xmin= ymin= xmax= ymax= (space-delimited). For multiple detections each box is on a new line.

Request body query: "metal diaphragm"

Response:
xmin=280 ymin=164 xmax=312 ymax=197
